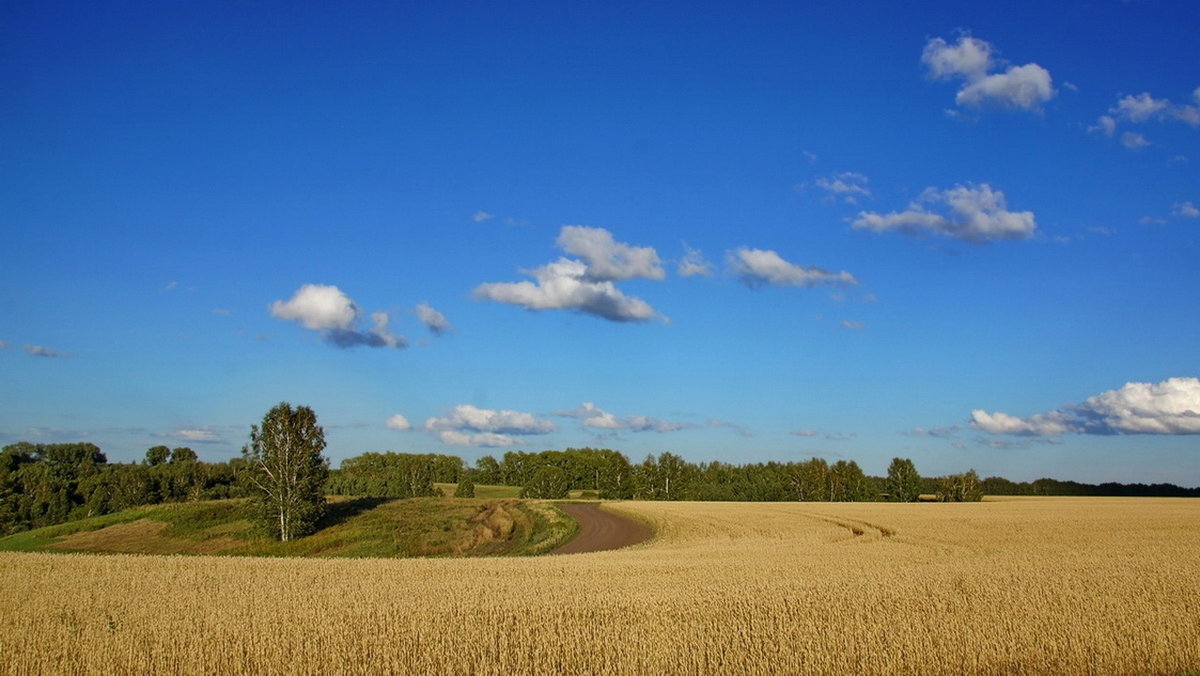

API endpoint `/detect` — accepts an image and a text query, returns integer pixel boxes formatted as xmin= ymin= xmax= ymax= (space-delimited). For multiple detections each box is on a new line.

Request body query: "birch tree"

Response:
xmin=242 ymin=403 xmax=329 ymax=541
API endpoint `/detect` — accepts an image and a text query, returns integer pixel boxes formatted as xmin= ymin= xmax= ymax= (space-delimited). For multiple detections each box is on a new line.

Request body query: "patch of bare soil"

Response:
xmin=552 ymin=503 xmax=652 ymax=555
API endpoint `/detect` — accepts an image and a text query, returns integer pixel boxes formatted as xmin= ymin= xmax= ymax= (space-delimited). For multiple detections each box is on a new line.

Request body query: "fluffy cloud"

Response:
xmin=852 ymin=183 xmax=1037 ymax=242
xmin=971 ymin=377 xmax=1200 ymax=436
xmin=1172 ymin=201 xmax=1199 ymax=218
xmin=556 ymin=402 xmax=689 ymax=434
xmin=385 ymin=414 xmax=412 ymax=431
xmin=415 ymin=303 xmax=452 ymax=335
xmin=677 ymin=244 xmax=714 ymax=277
xmin=1112 ymin=93 xmax=1170 ymax=122
xmin=727 ymin=248 xmax=857 ymax=288
xmin=24 ymin=344 xmax=66 ymax=358
xmin=270 ymin=284 xmax=406 ymax=349
xmin=815 ymin=172 xmax=871 ymax=204
xmin=472 ymin=211 xmax=495 ymax=222
xmin=475 ymin=258 xmax=662 ymax=323
xmin=424 ymin=405 xmax=556 ymax=449
xmin=1094 ymin=89 xmax=1200 ymax=149
xmin=557 ymin=225 xmax=665 ymax=282
xmin=922 ymin=35 xmax=1055 ymax=111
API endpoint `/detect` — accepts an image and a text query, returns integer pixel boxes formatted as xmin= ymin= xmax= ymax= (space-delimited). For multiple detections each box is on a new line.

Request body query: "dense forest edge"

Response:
xmin=2 ymin=441 xmax=1197 ymax=537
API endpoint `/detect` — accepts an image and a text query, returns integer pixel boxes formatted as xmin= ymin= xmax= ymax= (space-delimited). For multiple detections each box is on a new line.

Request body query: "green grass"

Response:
xmin=433 ymin=483 xmax=523 ymax=499
xmin=0 ymin=496 xmax=575 ymax=558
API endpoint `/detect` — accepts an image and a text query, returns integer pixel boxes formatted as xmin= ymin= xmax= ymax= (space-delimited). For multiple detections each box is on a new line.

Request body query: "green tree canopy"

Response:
xmin=886 ymin=457 xmax=922 ymax=502
xmin=241 ymin=403 xmax=329 ymax=541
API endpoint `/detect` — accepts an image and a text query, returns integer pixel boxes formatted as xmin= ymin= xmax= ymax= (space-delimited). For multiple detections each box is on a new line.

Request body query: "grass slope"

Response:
xmin=0 ymin=496 xmax=576 ymax=558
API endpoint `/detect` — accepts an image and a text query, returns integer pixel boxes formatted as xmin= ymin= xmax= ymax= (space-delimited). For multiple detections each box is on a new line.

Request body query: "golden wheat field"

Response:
xmin=2 ymin=497 xmax=1199 ymax=675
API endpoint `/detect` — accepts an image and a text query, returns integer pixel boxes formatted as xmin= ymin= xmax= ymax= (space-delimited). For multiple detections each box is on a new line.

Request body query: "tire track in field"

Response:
xmin=551 ymin=503 xmax=653 ymax=555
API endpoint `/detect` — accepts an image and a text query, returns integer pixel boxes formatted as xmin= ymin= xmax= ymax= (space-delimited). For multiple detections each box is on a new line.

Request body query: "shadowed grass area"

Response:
xmin=433 ymin=483 xmax=523 ymax=498
xmin=0 ymin=497 xmax=575 ymax=558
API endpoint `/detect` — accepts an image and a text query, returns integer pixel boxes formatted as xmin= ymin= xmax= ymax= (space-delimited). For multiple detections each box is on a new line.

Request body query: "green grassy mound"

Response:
xmin=0 ymin=496 xmax=576 ymax=558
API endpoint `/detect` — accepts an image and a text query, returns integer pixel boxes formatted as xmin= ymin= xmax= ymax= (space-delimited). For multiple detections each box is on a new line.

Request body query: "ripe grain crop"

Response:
xmin=2 ymin=497 xmax=1198 ymax=674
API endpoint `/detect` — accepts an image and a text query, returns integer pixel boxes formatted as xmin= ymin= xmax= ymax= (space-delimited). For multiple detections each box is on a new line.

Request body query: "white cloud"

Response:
xmin=802 ymin=150 xmax=819 ymax=164
xmin=922 ymin=36 xmax=992 ymax=80
xmin=556 ymin=402 xmax=689 ymax=434
xmin=1112 ymin=93 xmax=1170 ymax=122
xmin=677 ymin=244 xmax=714 ymax=277
xmin=956 ymin=63 xmax=1055 ymax=111
xmin=815 ymin=172 xmax=871 ymax=204
xmin=852 ymin=183 xmax=1037 ymax=242
xmin=473 ymin=211 xmax=495 ymax=222
xmin=791 ymin=429 xmax=818 ymax=437
xmin=415 ymin=303 xmax=452 ymax=335
xmin=437 ymin=430 xmax=518 ymax=447
xmin=425 ymin=404 xmax=556 ymax=437
xmin=727 ymin=248 xmax=857 ymax=288
xmin=707 ymin=418 xmax=752 ymax=437
xmin=923 ymin=35 xmax=1055 ymax=111
xmin=906 ymin=425 xmax=962 ymax=438
xmin=270 ymin=284 xmax=359 ymax=330
xmin=556 ymin=225 xmax=664 ymax=282
xmin=1172 ymin=201 xmax=1199 ymax=218
xmin=24 ymin=344 xmax=66 ymax=358
xmin=971 ymin=377 xmax=1200 ymax=436
xmin=270 ymin=284 xmax=406 ymax=349
xmin=1088 ymin=115 xmax=1116 ymax=137
xmin=839 ymin=320 xmax=865 ymax=330
xmin=173 ymin=426 xmax=225 ymax=444
xmin=385 ymin=414 xmax=412 ymax=432
xmin=475 ymin=226 xmax=667 ymax=323
xmin=475 ymin=258 xmax=662 ymax=323
xmin=1121 ymin=131 xmax=1151 ymax=150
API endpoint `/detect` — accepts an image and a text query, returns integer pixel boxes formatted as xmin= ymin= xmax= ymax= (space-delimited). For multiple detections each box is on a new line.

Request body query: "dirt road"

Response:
xmin=551 ymin=503 xmax=652 ymax=555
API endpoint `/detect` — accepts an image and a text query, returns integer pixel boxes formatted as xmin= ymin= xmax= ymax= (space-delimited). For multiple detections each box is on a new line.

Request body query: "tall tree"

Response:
xmin=241 ymin=403 xmax=329 ymax=541
xmin=886 ymin=457 xmax=922 ymax=502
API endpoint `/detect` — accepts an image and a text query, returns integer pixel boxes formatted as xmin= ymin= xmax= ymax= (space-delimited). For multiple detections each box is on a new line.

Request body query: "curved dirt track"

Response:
xmin=551 ymin=503 xmax=652 ymax=555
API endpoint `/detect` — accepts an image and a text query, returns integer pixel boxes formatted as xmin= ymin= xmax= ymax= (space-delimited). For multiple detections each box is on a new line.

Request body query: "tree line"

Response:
xmin=0 ymin=442 xmax=248 ymax=536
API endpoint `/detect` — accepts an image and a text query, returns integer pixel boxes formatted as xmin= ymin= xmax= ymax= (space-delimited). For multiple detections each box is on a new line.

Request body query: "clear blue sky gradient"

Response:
xmin=2 ymin=1 xmax=1197 ymax=482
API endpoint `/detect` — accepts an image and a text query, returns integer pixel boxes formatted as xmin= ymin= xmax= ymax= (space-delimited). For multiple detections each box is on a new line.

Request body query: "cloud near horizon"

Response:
xmin=424 ymin=404 xmax=556 ymax=447
xmin=270 ymin=284 xmax=406 ymax=349
xmin=971 ymin=377 xmax=1200 ymax=436
xmin=556 ymin=402 xmax=690 ymax=434
xmin=922 ymin=35 xmax=1055 ymax=112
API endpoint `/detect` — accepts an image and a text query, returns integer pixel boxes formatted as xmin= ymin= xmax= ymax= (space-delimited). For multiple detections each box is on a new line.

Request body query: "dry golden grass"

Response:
xmin=2 ymin=497 xmax=1198 ymax=674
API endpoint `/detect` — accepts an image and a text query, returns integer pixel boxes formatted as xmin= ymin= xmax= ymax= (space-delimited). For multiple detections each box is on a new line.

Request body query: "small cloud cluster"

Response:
xmin=385 ymin=414 xmax=411 ymax=431
xmin=1173 ymin=201 xmax=1199 ymax=219
xmin=815 ymin=172 xmax=871 ymax=204
xmin=557 ymin=402 xmax=689 ymax=434
xmin=424 ymin=404 xmax=557 ymax=447
xmin=791 ymin=428 xmax=856 ymax=440
xmin=971 ymin=377 xmax=1200 ymax=437
xmin=474 ymin=226 xmax=667 ymax=323
xmin=270 ymin=284 xmax=421 ymax=349
xmin=922 ymin=35 xmax=1055 ymax=112
xmin=677 ymin=244 xmax=714 ymax=277
xmin=853 ymin=183 xmax=1037 ymax=242
xmin=415 ymin=303 xmax=452 ymax=335
xmin=24 ymin=344 xmax=67 ymax=358
xmin=727 ymin=248 xmax=857 ymax=288
xmin=1090 ymin=88 xmax=1200 ymax=150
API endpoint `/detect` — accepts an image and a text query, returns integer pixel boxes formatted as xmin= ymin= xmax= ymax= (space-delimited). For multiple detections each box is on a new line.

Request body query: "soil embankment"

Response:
xmin=551 ymin=503 xmax=651 ymax=555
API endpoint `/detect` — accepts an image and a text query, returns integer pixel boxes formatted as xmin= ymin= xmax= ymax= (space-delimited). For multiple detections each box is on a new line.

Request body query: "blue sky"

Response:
xmin=2 ymin=1 xmax=1197 ymax=482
